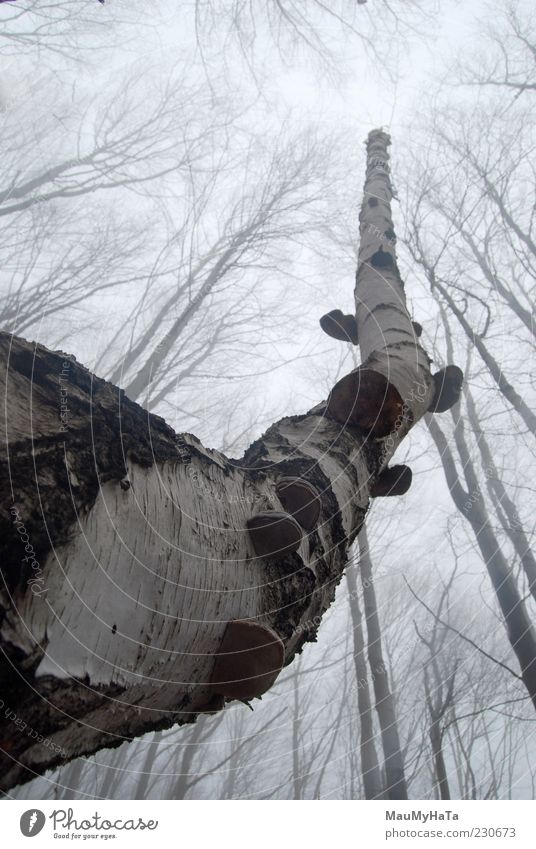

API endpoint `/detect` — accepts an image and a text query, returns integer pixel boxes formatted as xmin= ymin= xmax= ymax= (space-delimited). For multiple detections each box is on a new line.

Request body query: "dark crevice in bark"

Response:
xmin=362 ymin=303 xmax=409 ymax=320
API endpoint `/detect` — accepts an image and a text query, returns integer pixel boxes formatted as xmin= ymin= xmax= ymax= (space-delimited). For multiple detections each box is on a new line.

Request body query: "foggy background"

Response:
xmin=1 ymin=0 xmax=535 ymax=799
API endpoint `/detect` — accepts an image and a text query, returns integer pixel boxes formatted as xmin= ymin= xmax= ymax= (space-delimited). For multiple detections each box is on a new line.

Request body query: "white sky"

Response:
xmin=272 ymin=0 xmax=491 ymax=139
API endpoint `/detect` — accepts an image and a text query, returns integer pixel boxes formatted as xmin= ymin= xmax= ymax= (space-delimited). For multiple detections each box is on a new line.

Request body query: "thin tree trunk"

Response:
xmin=292 ymin=665 xmax=301 ymax=800
xmin=171 ymin=721 xmax=206 ymax=800
xmin=459 ymin=229 xmax=535 ymax=339
xmin=358 ymin=527 xmax=408 ymax=800
xmin=464 ymin=388 xmax=536 ymax=600
xmin=427 ymin=415 xmax=536 ymax=708
xmin=346 ymin=563 xmax=383 ymax=799
xmin=99 ymin=746 xmax=130 ymax=799
xmin=408 ymin=244 xmax=536 ymax=435
xmin=133 ymin=731 xmax=162 ymax=800
xmin=220 ymin=712 xmax=245 ymax=800
xmin=433 ymin=277 xmax=536 ymax=434
xmin=429 ymin=719 xmax=450 ymax=800
xmin=58 ymin=756 xmax=87 ymax=800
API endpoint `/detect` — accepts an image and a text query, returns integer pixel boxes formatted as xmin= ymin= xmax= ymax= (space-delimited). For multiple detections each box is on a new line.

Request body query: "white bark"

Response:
xmin=0 ymin=130 xmax=436 ymax=790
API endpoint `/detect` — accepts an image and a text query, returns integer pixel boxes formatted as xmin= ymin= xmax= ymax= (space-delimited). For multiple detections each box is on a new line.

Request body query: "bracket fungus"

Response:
xmin=320 ymin=310 xmax=422 ymax=347
xmin=275 ymin=477 xmax=321 ymax=532
xmin=209 ymin=619 xmax=285 ymax=701
xmin=327 ymin=365 xmax=405 ymax=438
xmin=370 ymin=464 xmax=412 ymax=497
xmin=428 ymin=365 xmax=464 ymax=413
xmin=246 ymin=510 xmax=303 ymax=558
xmin=319 ymin=309 xmax=359 ymax=344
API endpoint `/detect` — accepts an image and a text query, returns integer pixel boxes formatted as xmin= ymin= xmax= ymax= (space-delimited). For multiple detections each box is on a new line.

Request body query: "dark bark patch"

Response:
xmin=370 ymin=248 xmax=395 ymax=269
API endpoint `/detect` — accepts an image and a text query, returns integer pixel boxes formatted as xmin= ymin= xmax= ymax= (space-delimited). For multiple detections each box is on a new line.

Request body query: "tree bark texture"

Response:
xmin=0 ymin=130 xmax=434 ymax=791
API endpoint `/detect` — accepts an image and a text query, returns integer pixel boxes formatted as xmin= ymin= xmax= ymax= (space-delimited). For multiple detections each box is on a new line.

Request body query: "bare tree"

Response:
xmin=406 ymin=219 xmax=536 ymax=436
xmin=346 ymin=560 xmax=383 ymax=799
xmin=458 ymin=0 xmax=536 ymax=99
xmin=0 ymin=0 xmax=143 ymax=63
xmin=426 ymin=405 xmax=536 ymax=708
xmin=415 ymin=586 xmax=458 ymax=801
xmin=464 ymin=385 xmax=536 ymax=600
xmin=358 ymin=527 xmax=408 ymax=799
xmin=191 ymin=0 xmax=434 ymax=79
xmin=0 ymin=129 xmax=449 ymax=791
xmin=0 ymin=61 xmax=235 ymax=346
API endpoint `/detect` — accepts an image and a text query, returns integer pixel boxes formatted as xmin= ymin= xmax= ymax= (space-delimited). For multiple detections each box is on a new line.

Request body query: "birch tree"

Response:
xmin=191 ymin=0 xmax=433 ymax=77
xmin=0 ymin=0 xmax=141 ymax=62
xmin=0 ymin=129 xmax=459 ymax=792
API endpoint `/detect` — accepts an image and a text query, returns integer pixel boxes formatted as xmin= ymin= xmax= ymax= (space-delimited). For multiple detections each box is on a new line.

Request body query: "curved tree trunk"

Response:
xmin=0 ymin=130 xmax=435 ymax=792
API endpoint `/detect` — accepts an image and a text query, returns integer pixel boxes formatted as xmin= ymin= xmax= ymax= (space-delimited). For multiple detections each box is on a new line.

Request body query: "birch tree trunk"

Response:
xmin=0 ymin=130 xmax=435 ymax=792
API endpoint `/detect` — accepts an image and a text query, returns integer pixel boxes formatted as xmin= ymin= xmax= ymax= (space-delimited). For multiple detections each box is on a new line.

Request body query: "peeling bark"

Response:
xmin=0 ymin=130 xmax=436 ymax=791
